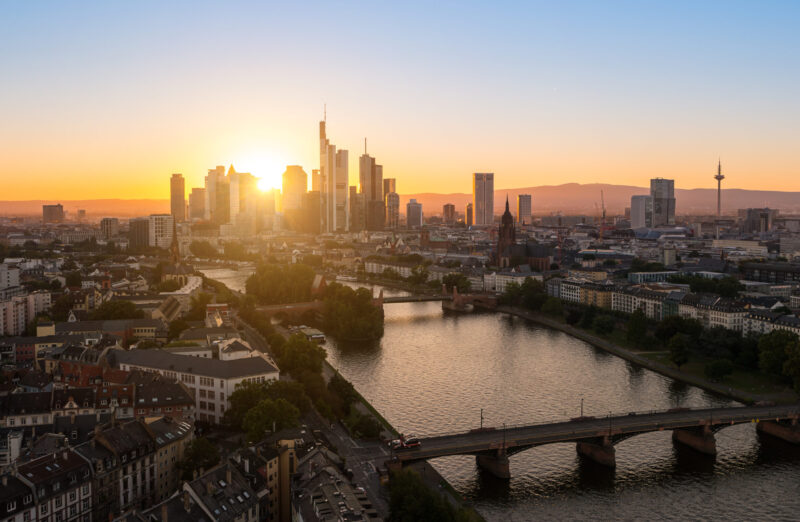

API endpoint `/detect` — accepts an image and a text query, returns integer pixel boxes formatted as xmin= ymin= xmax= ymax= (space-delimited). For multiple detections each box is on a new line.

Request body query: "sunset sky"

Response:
xmin=2 ymin=1 xmax=799 ymax=200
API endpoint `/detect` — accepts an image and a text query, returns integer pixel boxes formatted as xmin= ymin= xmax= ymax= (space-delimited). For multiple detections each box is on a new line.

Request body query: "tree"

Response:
xmin=280 ymin=334 xmax=327 ymax=376
xmin=323 ymin=283 xmax=384 ymax=341
xmin=167 ymin=319 xmax=190 ymax=341
xmin=178 ymin=438 xmax=220 ymax=480
xmin=185 ymin=292 xmax=213 ymax=321
xmin=668 ymin=334 xmax=690 ymax=369
xmin=65 ymin=271 xmax=82 ymax=287
xmin=626 ymin=309 xmax=647 ymax=344
xmin=704 ymin=359 xmax=734 ymax=381
xmin=441 ymin=273 xmax=471 ymax=293
xmin=154 ymin=279 xmax=182 ymax=292
xmin=592 ymin=315 xmax=615 ymax=335
xmin=89 ymin=300 xmax=144 ymax=320
xmin=758 ymin=330 xmax=799 ymax=376
xmin=245 ymin=263 xmax=316 ymax=304
xmin=407 ymin=265 xmax=429 ymax=286
xmin=242 ymin=398 xmax=300 ymax=442
xmin=328 ymin=373 xmax=359 ymax=413
xmin=541 ymin=297 xmax=563 ymax=317
xmin=782 ymin=342 xmax=800 ymax=393
xmin=189 ymin=240 xmax=219 ymax=258
xmin=388 ymin=468 xmax=474 ymax=522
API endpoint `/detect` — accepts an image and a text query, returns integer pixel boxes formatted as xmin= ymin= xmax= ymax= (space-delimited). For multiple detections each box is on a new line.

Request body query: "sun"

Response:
xmin=237 ymin=155 xmax=286 ymax=191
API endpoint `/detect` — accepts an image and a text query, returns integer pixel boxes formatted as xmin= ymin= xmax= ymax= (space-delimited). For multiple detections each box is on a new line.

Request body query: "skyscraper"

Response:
xmin=319 ymin=118 xmax=349 ymax=232
xmin=100 ymin=217 xmax=119 ymax=239
xmin=359 ymin=147 xmax=385 ymax=230
xmin=349 ymin=186 xmax=365 ymax=232
xmin=465 ymin=203 xmax=473 ymax=227
xmin=42 ymin=204 xmax=64 ymax=224
xmin=204 ymin=166 xmax=226 ymax=221
xmin=128 ymin=218 xmax=149 ymax=250
xmin=630 ymin=195 xmax=653 ymax=229
xmin=189 ymin=188 xmax=206 ymax=220
xmin=311 ymin=169 xmax=322 ymax=192
xmin=517 ymin=194 xmax=532 ymax=224
xmin=473 ymin=173 xmax=494 ymax=225
xmin=443 ymin=204 xmax=456 ymax=224
xmin=650 ymin=178 xmax=675 ymax=226
xmin=383 ymin=178 xmax=396 ymax=199
xmin=281 ymin=166 xmax=308 ymax=211
xmin=385 ymin=192 xmax=399 ymax=229
xmin=170 ymin=173 xmax=185 ymax=222
xmin=406 ymin=199 xmax=423 ymax=229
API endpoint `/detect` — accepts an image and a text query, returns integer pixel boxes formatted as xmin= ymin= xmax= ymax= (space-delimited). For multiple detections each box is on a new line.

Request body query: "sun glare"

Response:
xmin=238 ymin=155 xmax=286 ymax=191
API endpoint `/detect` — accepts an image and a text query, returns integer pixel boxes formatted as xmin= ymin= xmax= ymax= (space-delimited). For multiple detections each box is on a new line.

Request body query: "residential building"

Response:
xmin=112 ymin=350 xmax=279 ymax=424
xmin=473 ymin=173 xmax=494 ymax=225
xmin=148 ymin=215 xmax=174 ymax=249
xmin=17 ymin=450 xmax=93 ymax=522
xmin=100 ymin=218 xmax=120 ymax=239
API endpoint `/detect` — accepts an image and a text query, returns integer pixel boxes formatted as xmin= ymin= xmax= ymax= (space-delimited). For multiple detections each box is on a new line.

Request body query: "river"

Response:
xmin=206 ymin=271 xmax=800 ymax=521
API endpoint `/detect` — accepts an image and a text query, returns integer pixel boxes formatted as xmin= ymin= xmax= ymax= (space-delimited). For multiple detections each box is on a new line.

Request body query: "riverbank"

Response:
xmin=495 ymin=305 xmax=797 ymax=405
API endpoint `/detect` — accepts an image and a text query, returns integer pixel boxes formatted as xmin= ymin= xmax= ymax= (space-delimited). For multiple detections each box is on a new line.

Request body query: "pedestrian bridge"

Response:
xmin=389 ymin=404 xmax=800 ymax=478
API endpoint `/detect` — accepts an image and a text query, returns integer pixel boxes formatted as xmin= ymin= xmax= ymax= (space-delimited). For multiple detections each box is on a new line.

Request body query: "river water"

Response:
xmin=207 ymin=271 xmax=800 ymax=521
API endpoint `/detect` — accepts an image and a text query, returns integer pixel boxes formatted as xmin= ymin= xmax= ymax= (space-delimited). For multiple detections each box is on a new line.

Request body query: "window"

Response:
xmin=7 ymin=501 xmax=16 ymax=512
xmin=24 ymin=510 xmax=31 ymax=521
xmin=55 ymin=497 xmax=62 ymax=507
xmin=40 ymin=504 xmax=48 ymax=515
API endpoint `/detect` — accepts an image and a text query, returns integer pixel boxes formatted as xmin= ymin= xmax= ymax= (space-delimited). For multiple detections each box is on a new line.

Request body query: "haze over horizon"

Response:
xmin=2 ymin=1 xmax=799 ymax=199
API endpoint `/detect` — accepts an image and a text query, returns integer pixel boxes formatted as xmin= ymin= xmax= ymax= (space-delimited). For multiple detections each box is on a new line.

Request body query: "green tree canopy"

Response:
xmin=242 ymin=398 xmax=300 ymax=442
xmin=626 ymin=309 xmax=647 ymax=344
xmin=89 ymin=300 xmax=144 ymax=320
xmin=245 ymin=263 xmax=316 ymax=304
xmin=758 ymin=329 xmax=799 ymax=376
xmin=178 ymin=437 xmax=220 ymax=480
xmin=668 ymin=334 xmax=690 ymax=369
xmin=541 ymin=297 xmax=563 ymax=317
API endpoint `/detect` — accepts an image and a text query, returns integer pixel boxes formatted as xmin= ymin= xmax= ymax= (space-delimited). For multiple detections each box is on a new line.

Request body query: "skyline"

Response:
xmin=2 ymin=1 xmax=800 ymax=199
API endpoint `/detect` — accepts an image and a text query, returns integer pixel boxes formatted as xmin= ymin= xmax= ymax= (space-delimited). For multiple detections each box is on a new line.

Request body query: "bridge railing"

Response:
xmin=413 ymin=404 xmax=800 ymax=440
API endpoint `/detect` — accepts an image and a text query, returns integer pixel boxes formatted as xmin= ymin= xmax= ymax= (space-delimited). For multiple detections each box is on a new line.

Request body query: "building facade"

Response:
xmin=472 ymin=173 xmax=494 ymax=226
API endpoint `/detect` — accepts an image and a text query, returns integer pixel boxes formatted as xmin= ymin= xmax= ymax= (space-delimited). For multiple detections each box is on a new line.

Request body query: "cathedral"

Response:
xmin=496 ymin=196 xmax=516 ymax=268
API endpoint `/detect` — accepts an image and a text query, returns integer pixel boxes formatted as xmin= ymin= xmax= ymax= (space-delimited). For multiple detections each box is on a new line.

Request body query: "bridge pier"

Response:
xmin=476 ymin=450 xmax=510 ymax=479
xmin=576 ymin=437 xmax=616 ymax=467
xmin=757 ymin=420 xmax=800 ymax=444
xmin=672 ymin=425 xmax=716 ymax=455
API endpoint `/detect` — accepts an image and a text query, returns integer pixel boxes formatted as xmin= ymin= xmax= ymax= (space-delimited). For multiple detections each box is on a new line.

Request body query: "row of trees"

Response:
xmin=389 ymin=469 xmax=480 ymax=522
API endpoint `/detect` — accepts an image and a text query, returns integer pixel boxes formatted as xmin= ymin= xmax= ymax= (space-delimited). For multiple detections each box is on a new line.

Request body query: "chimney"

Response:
xmin=226 ymin=468 xmax=232 ymax=485
xmin=243 ymin=458 xmax=249 ymax=473
xmin=183 ymin=491 xmax=190 ymax=513
xmin=206 ymin=481 xmax=213 ymax=494
xmin=62 ymin=451 xmax=68 ymax=461
xmin=161 ymin=504 xmax=168 ymax=522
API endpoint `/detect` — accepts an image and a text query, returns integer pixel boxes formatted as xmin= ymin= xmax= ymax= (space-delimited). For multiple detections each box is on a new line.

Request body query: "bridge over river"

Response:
xmin=385 ymin=404 xmax=800 ymax=478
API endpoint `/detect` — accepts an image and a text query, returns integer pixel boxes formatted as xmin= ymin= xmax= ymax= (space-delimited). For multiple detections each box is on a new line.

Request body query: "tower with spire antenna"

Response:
xmin=715 ymin=159 xmax=725 ymax=239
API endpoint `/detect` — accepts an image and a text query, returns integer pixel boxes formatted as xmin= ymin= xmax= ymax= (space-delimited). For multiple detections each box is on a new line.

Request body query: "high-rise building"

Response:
xmin=42 ymin=204 xmax=64 ymax=224
xmin=311 ymin=169 xmax=322 ymax=192
xmin=128 ymin=218 xmax=149 ymax=250
xmin=385 ymin=192 xmax=399 ymax=229
xmin=213 ymin=179 xmax=231 ymax=226
xmin=517 ymin=194 xmax=532 ymax=224
xmin=383 ymin=178 xmax=396 ymax=199
xmin=148 ymin=214 xmax=174 ymax=248
xmin=281 ymin=166 xmax=308 ymax=212
xmin=302 ymin=191 xmax=322 ymax=234
xmin=170 ymin=173 xmax=185 ymax=222
xmin=100 ymin=217 xmax=119 ymax=239
xmin=189 ymin=188 xmax=206 ymax=220
xmin=406 ymin=199 xmax=423 ymax=229
xmin=465 ymin=203 xmax=473 ymax=227
xmin=349 ymin=186 xmax=365 ymax=232
xmin=650 ymin=178 xmax=675 ymax=226
xmin=359 ymin=148 xmax=385 ymax=230
xmin=204 ymin=166 xmax=226 ymax=221
xmin=740 ymin=208 xmax=777 ymax=234
xmin=319 ymin=119 xmax=349 ymax=232
xmin=473 ymin=173 xmax=494 ymax=225
xmin=630 ymin=195 xmax=653 ymax=229
xmin=443 ymin=203 xmax=456 ymax=224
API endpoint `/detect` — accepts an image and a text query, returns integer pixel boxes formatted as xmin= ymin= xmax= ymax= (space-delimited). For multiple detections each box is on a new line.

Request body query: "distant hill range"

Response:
xmin=0 ymin=199 xmax=169 ymax=218
xmin=3 ymin=183 xmax=800 ymax=218
xmin=401 ymin=183 xmax=800 ymax=217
